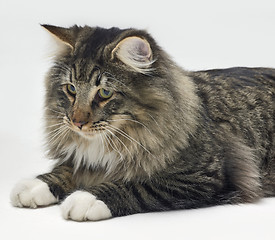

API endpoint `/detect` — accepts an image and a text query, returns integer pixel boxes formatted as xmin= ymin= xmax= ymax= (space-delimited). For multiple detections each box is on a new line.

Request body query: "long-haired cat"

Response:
xmin=10 ymin=24 xmax=275 ymax=221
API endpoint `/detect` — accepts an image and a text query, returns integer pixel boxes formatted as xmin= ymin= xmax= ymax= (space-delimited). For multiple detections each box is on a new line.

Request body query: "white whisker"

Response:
xmin=47 ymin=125 xmax=68 ymax=146
xmin=43 ymin=116 xmax=65 ymax=120
xmin=99 ymin=133 xmax=106 ymax=154
xmin=147 ymin=112 xmax=163 ymax=133
xmin=55 ymin=127 xmax=71 ymax=151
xmin=102 ymin=132 xmax=112 ymax=154
xmin=104 ymin=131 xmax=123 ymax=161
xmin=46 ymin=126 xmax=63 ymax=136
xmin=106 ymin=125 xmax=153 ymax=157
xmin=45 ymin=122 xmax=65 ymax=129
xmin=108 ymin=118 xmax=153 ymax=135
xmin=105 ymin=128 xmax=132 ymax=159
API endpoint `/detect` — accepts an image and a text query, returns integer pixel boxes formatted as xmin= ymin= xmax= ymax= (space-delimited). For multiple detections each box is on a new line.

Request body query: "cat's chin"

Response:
xmin=76 ymin=130 xmax=98 ymax=140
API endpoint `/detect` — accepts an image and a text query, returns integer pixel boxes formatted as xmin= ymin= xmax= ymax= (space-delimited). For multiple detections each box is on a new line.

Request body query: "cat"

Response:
xmin=10 ymin=24 xmax=275 ymax=221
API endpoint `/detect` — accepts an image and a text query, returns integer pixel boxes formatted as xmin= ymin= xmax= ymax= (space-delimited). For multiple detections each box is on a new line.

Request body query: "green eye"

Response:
xmin=98 ymin=88 xmax=113 ymax=99
xmin=67 ymin=84 xmax=76 ymax=95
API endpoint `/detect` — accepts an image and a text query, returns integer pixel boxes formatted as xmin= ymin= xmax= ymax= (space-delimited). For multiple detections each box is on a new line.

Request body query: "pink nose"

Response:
xmin=73 ymin=120 xmax=87 ymax=129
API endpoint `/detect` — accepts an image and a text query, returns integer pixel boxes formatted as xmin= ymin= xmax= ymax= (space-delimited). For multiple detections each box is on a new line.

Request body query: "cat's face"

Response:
xmin=43 ymin=25 xmax=199 ymax=175
xmin=44 ymin=26 xmax=171 ymax=160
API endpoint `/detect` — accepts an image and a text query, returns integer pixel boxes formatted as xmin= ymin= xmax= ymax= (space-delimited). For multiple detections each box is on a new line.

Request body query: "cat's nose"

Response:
xmin=72 ymin=120 xmax=88 ymax=130
xmin=71 ymin=110 xmax=90 ymax=130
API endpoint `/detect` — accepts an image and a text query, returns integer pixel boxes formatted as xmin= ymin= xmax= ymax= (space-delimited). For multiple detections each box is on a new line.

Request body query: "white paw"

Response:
xmin=61 ymin=191 xmax=112 ymax=221
xmin=10 ymin=179 xmax=58 ymax=208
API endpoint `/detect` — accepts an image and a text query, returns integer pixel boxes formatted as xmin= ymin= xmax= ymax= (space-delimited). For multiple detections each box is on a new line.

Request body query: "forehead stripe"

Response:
xmin=72 ymin=64 xmax=77 ymax=81
xmin=88 ymin=66 xmax=101 ymax=85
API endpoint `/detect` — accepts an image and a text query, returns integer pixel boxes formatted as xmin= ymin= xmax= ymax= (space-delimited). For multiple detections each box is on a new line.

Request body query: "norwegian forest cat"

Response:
xmin=10 ymin=24 xmax=275 ymax=221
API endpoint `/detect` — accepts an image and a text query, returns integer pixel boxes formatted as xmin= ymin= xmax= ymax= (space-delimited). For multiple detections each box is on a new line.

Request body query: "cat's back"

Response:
xmin=190 ymin=67 xmax=275 ymax=108
xmin=192 ymin=67 xmax=275 ymax=90
xmin=189 ymin=67 xmax=275 ymax=153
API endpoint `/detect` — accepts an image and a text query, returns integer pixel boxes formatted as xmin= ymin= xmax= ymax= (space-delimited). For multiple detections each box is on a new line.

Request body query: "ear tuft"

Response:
xmin=112 ymin=36 xmax=154 ymax=74
xmin=41 ymin=24 xmax=79 ymax=49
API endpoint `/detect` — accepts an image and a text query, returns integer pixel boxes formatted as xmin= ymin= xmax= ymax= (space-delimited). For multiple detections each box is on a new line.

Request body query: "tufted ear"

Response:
xmin=112 ymin=36 xmax=154 ymax=74
xmin=41 ymin=24 xmax=80 ymax=49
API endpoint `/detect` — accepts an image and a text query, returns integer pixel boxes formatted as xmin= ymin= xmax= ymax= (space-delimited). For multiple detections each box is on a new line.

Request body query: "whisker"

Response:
xmin=47 ymin=126 xmax=65 ymax=142
xmin=108 ymin=118 xmax=153 ymax=135
xmin=102 ymin=132 xmax=112 ymax=154
xmin=43 ymin=116 xmax=66 ymax=120
xmin=47 ymin=125 xmax=68 ymax=145
xmin=147 ymin=112 xmax=163 ymax=133
xmin=45 ymin=122 xmax=65 ymax=129
xmin=46 ymin=123 xmax=67 ymax=135
xmin=55 ymin=127 xmax=71 ymax=151
xmin=106 ymin=125 xmax=153 ymax=157
xmin=99 ymin=133 xmax=105 ymax=154
xmin=106 ymin=133 xmax=120 ymax=152
xmin=46 ymin=127 xmax=62 ymax=137
xmin=104 ymin=131 xmax=123 ymax=160
xmin=50 ymin=131 xmax=67 ymax=147
xmin=105 ymin=128 xmax=132 ymax=159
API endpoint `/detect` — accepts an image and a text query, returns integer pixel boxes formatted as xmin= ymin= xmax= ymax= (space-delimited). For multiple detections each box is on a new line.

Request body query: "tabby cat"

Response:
xmin=10 ymin=24 xmax=275 ymax=221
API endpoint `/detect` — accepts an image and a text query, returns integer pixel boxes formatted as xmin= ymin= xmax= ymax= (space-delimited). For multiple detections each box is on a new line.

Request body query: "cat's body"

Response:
xmin=10 ymin=25 xmax=275 ymax=221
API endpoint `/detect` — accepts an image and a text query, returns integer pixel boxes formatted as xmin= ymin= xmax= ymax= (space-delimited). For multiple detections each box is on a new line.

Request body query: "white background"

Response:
xmin=1 ymin=0 xmax=275 ymax=239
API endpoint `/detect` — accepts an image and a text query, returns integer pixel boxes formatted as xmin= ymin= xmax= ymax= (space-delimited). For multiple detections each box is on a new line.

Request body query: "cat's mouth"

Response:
xmin=68 ymin=119 xmax=109 ymax=139
xmin=62 ymin=115 xmax=127 ymax=141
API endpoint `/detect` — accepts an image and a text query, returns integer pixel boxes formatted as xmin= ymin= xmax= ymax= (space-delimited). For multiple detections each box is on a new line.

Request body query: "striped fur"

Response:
xmin=11 ymin=25 xmax=275 ymax=220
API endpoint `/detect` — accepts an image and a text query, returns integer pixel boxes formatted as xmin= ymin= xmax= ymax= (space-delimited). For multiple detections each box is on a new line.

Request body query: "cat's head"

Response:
xmin=43 ymin=25 xmax=198 ymax=174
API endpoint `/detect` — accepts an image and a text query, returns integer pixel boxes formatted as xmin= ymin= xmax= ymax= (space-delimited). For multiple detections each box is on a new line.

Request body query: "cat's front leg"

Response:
xmin=10 ymin=164 xmax=74 ymax=208
xmin=61 ymin=174 xmax=220 ymax=221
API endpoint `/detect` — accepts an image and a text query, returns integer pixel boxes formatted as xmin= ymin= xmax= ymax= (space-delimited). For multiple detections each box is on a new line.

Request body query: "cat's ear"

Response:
xmin=112 ymin=36 xmax=154 ymax=74
xmin=41 ymin=24 xmax=80 ymax=49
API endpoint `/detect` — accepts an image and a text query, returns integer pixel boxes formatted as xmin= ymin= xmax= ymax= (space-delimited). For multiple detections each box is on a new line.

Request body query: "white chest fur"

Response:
xmin=62 ymin=135 xmax=118 ymax=173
